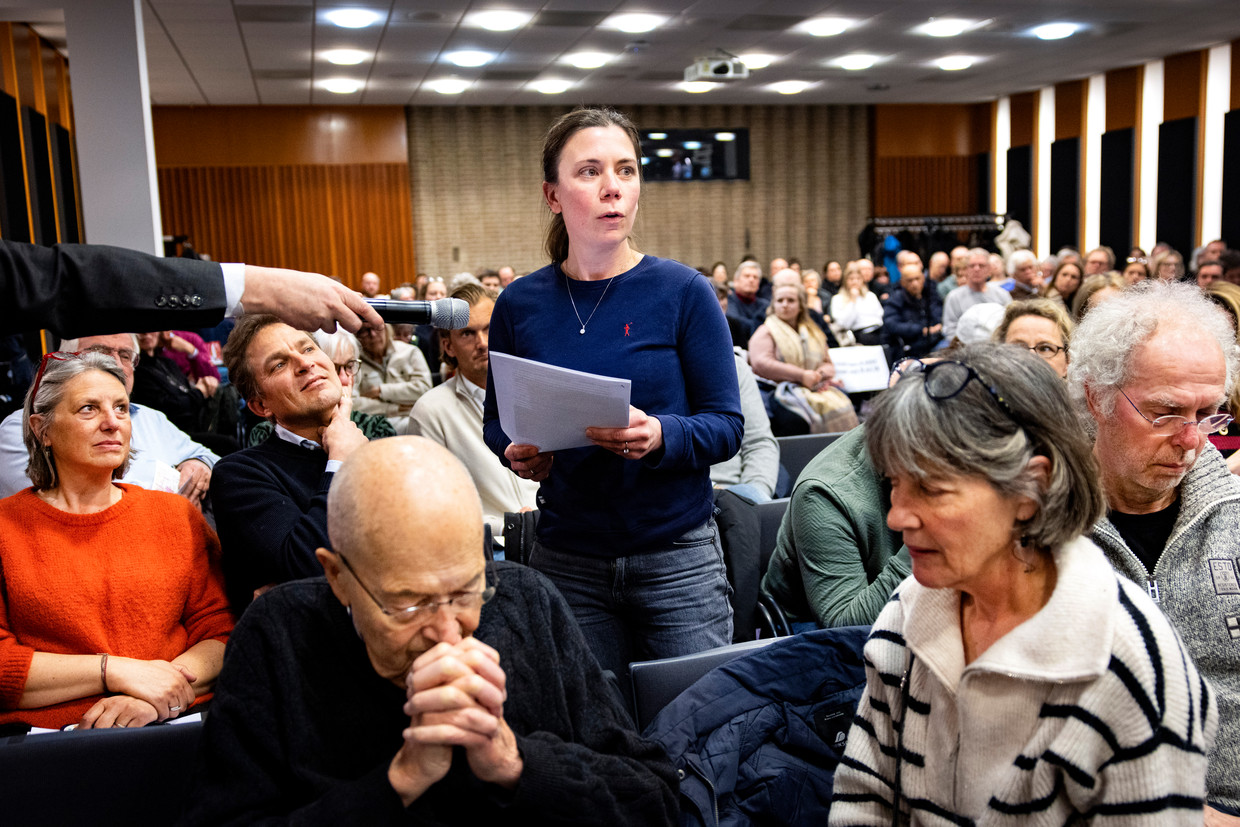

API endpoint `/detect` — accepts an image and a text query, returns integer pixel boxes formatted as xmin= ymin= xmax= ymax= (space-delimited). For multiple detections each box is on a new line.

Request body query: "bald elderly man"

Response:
xmin=184 ymin=437 xmax=677 ymax=824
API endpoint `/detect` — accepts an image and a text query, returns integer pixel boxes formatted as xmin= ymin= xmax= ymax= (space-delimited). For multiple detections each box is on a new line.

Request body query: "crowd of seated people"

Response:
xmin=4 ymin=231 xmax=1240 ymax=823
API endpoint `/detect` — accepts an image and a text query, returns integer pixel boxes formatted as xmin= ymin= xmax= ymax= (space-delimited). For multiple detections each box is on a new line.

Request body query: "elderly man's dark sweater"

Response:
xmin=181 ymin=562 xmax=679 ymax=825
xmin=210 ymin=436 xmax=333 ymax=614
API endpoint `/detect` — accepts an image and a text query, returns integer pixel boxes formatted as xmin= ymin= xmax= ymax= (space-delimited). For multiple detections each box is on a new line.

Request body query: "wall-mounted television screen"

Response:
xmin=640 ymin=128 xmax=750 ymax=181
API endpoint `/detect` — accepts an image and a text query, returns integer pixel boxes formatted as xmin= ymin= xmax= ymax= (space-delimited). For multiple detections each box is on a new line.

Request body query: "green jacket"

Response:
xmin=761 ymin=426 xmax=910 ymax=626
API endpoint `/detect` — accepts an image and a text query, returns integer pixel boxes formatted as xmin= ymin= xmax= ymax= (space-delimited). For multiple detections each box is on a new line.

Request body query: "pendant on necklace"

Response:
xmin=579 ymin=327 xmax=586 ymax=335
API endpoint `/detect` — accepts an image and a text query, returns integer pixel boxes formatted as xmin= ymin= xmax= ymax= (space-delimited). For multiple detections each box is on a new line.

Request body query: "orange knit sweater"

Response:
xmin=0 ymin=484 xmax=233 ymax=728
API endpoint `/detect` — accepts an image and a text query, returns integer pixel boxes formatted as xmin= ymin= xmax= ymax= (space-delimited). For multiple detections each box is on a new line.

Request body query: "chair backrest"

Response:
xmin=0 ymin=721 xmax=203 ymax=826
xmin=777 ymin=432 xmax=846 ymax=486
xmin=755 ymin=497 xmax=791 ymax=575
xmin=630 ymin=638 xmax=775 ymax=731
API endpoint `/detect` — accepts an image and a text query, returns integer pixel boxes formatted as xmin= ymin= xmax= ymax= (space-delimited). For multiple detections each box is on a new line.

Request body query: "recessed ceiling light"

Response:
xmin=647 ymin=132 xmax=667 ymax=140
xmin=530 ymin=79 xmax=573 ymax=94
xmin=738 ymin=54 xmax=774 ymax=69
xmin=936 ymin=55 xmax=974 ymax=71
xmin=714 ymin=132 xmax=736 ymax=142
xmin=1033 ymin=22 xmax=1079 ymax=40
xmin=834 ymin=54 xmax=877 ymax=71
xmin=446 ymin=50 xmax=494 ymax=67
xmin=802 ymin=18 xmax=850 ymax=37
xmin=656 ymin=148 xmax=675 ymax=158
xmin=680 ymin=81 xmax=717 ymax=94
xmin=682 ymin=141 xmax=702 ymax=150
xmin=322 ymin=49 xmax=369 ymax=66
xmin=321 ymin=78 xmax=363 ymax=94
xmin=566 ymin=52 xmax=610 ymax=69
xmin=324 ymin=9 xmax=382 ymax=29
xmin=606 ymin=13 xmax=667 ymax=34
xmin=469 ymin=10 xmax=532 ymax=32
xmin=918 ymin=18 xmax=972 ymax=37
xmin=770 ymin=80 xmax=812 ymax=95
xmin=426 ymin=78 xmax=471 ymax=95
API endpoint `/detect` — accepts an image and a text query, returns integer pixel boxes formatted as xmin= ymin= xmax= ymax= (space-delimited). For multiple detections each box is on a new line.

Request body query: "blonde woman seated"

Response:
xmin=829 ymin=261 xmax=885 ymax=346
xmin=0 ymin=352 xmax=232 ymax=731
xmin=992 ymin=298 xmax=1074 ymax=379
xmin=749 ymin=283 xmax=859 ymax=433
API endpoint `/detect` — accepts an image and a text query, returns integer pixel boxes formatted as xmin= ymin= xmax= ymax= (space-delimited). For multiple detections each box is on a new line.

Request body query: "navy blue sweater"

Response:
xmin=484 ymin=256 xmax=743 ymax=557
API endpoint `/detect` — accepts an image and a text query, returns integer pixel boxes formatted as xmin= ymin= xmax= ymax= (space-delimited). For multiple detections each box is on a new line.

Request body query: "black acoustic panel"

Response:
xmin=1099 ymin=128 xmax=1134 ymax=257
xmin=1007 ymin=145 xmax=1032 ymax=231
xmin=21 ymin=107 xmax=56 ymax=245
xmin=1156 ymin=117 xmax=1196 ymax=257
xmin=52 ymin=124 xmax=79 ymax=244
xmin=975 ymin=151 xmax=990 ymax=214
xmin=1050 ymin=137 xmax=1080 ymax=253
xmin=1222 ymin=109 xmax=1240 ymax=248
xmin=0 ymin=91 xmax=29 ymax=241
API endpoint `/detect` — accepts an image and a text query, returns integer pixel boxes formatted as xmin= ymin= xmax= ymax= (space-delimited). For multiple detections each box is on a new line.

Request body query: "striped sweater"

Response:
xmin=829 ymin=536 xmax=1217 ymax=826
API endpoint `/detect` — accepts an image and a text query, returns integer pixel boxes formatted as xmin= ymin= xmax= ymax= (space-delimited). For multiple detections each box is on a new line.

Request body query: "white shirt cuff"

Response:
xmin=325 ymin=459 xmax=343 ymax=474
xmin=221 ymin=262 xmax=246 ymax=317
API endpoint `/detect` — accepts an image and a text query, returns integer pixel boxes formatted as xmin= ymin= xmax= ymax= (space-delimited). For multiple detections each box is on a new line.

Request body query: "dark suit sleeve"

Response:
xmin=0 ymin=240 xmax=226 ymax=336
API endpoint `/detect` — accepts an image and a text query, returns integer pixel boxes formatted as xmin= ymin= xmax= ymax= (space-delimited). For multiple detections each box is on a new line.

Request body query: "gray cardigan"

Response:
xmin=1089 ymin=444 xmax=1240 ymax=811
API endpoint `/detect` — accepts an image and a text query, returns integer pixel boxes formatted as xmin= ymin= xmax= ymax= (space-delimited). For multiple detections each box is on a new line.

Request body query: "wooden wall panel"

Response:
xmin=1164 ymin=50 xmax=1204 ymax=122
xmin=1010 ymin=92 xmax=1037 ymax=147
xmin=874 ymin=104 xmax=989 ymax=156
xmin=157 ymin=163 xmax=415 ymax=288
xmin=1106 ymin=67 xmax=1140 ymax=132
xmin=873 ymin=156 xmax=976 ymax=216
xmin=1055 ymin=80 xmax=1084 ymax=140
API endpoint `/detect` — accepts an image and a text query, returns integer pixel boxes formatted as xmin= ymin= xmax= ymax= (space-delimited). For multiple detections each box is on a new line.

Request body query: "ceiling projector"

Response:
xmin=684 ymin=58 xmax=750 ymax=82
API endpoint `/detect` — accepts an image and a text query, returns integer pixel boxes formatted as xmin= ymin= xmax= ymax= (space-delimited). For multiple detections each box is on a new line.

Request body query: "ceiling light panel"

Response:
xmin=468 ymin=10 xmax=532 ymax=32
xmin=322 ymin=49 xmax=369 ymax=66
xmin=802 ymin=18 xmax=851 ymax=37
xmin=606 ymin=13 xmax=667 ymax=34
xmin=566 ymin=52 xmax=611 ymax=69
xmin=1033 ymin=23 xmax=1079 ymax=40
xmin=446 ymin=50 xmax=494 ymax=67
xmin=324 ymin=9 xmax=382 ymax=29
xmin=917 ymin=19 xmax=972 ymax=38
xmin=834 ymin=54 xmax=877 ymax=71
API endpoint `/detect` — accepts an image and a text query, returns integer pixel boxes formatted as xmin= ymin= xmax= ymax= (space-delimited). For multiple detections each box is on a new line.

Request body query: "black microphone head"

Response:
xmin=430 ymin=298 xmax=471 ymax=329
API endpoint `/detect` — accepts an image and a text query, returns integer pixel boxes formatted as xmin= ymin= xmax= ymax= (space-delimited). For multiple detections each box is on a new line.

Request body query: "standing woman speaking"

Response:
xmin=483 ymin=108 xmax=743 ymax=679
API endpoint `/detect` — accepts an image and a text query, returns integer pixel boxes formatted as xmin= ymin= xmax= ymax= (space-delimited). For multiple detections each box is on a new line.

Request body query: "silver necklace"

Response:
xmin=565 ymin=273 xmax=615 ymax=335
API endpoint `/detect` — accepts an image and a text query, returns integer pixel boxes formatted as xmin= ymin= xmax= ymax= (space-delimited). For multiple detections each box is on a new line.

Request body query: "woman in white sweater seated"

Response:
xmin=829 ymin=343 xmax=1215 ymax=825
xmin=828 ymin=261 xmax=885 ymax=346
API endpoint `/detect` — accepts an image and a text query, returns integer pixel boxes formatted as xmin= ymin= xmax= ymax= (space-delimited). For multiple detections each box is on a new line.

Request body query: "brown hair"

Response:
xmin=542 ymin=108 xmax=643 ymax=264
xmin=439 ymin=283 xmax=498 ymax=368
xmin=222 ymin=313 xmax=284 ymax=403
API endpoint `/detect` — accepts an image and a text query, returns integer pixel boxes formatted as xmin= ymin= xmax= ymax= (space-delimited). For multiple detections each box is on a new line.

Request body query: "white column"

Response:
xmin=1083 ymin=74 xmax=1105 ymax=251
xmin=1201 ymin=43 xmax=1231 ymax=247
xmin=62 ymin=0 xmax=161 ymax=253
xmin=1036 ymin=86 xmax=1055 ymax=258
xmin=1138 ymin=60 xmax=1163 ymax=253
xmin=994 ymin=97 xmax=1010 ymax=216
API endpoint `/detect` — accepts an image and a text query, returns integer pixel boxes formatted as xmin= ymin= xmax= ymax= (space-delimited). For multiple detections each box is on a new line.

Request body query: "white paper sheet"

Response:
xmin=829 ymin=345 xmax=892 ymax=393
xmin=489 ymin=352 xmax=631 ymax=452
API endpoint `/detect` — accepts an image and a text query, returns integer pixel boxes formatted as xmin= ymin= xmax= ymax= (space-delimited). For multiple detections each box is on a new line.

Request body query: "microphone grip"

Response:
xmin=364 ymin=299 xmax=434 ymax=325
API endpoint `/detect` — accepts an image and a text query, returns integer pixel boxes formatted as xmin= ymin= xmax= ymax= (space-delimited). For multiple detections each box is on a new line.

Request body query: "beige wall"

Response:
xmin=407 ymin=104 xmax=869 ymax=277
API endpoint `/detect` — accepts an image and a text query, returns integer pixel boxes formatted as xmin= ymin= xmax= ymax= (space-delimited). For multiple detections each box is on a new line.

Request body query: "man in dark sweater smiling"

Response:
xmin=184 ymin=437 xmax=678 ymax=824
xmin=210 ymin=313 xmax=373 ymax=613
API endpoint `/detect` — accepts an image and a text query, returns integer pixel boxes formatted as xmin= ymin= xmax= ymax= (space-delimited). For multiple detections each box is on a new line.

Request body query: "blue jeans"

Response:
xmin=530 ymin=519 xmax=734 ymax=681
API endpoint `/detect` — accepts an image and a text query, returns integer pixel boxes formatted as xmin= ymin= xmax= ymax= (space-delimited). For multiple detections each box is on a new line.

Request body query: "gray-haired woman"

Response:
xmin=0 ymin=352 xmax=231 ymax=731
xmin=829 ymin=343 xmax=1216 ymax=825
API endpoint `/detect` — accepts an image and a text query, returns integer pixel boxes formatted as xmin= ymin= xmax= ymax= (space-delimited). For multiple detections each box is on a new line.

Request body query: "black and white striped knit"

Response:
xmin=829 ymin=536 xmax=1217 ymax=826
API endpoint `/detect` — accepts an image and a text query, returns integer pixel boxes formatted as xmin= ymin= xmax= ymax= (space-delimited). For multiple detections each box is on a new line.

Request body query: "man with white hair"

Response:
xmin=941 ymin=248 xmax=1012 ymax=340
xmin=1068 ymin=280 xmax=1240 ymax=821
xmin=1004 ymin=249 xmax=1042 ymax=300
xmin=0 ymin=333 xmax=217 ymax=502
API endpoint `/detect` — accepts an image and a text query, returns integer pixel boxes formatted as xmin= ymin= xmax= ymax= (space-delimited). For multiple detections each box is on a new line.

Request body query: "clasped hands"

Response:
xmin=389 ymin=638 xmax=522 ymax=806
xmin=78 ymin=657 xmax=197 ymax=730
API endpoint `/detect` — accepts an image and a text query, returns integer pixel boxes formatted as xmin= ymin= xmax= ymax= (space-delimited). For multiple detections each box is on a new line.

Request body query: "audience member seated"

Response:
xmin=0 ymin=334 xmax=218 ymax=504
xmin=726 ymin=260 xmax=768 ymax=341
xmin=1205 ymin=280 xmax=1240 ymax=475
xmin=1043 ymin=257 xmax=1083 ymax=313
xmin=821 ymin=260 xmax=843 ymax=298
xmin=160 ymin=330 xmax=221 ymax=384
xmin=945 ymin=302 xmax=1005 ymax=350
xmin=771 ymin=268 xmax=838 ymax=346
xmin=883 ymin=262 xmax=943 ymax=358
xmin=211 ymin=315 xmax=375 ymax=614
xmin=1003 ymin=249 xmax=1042 ymax=299
xmin=750 ymin=283 xmax=859 ymax=434
xmin=354 ymin=323 xmax=432 ymax=434
xmin=131 ymin=330 xmax=218 ymax=437
xmin=762 ymin=425 xmax=908 ymax=628
xmin=935 ymin=245 xmax=970 ymax=300
xmin=1151 ymin=248 xmax=1185 ymax=281
xmin=715 ymin=283 xmax=753 ymax=350
xmin=182 ymin=437 xmax=677 ymax=824
xmin=1070 ymin=271 xmax=1125 ymax=322
xmin=0 ymin=352 xmax=231 ymax=730
xmin=248 ymin=329 xmax=395 ymax=446
xmin=992 ymin=298 xmax=1073 ymax=379
xmin=1121 ymin=255 xmax=1150 ymax=285
xmin=801 ymin=269 xmax=826 ymax=315
xmin=1082 ymin=245 xmax=1116 ymax=276
xmin=941 ymin=248 xmax=1012 ymax=340
xmin=710 ymin=349 xmax=779 ymax=503
xmin=831 ymin=344 xmax=1216 ymax=823
xmin=829 ymin=262 xmax=885 ymax=346
xmin=1197 ymin=257 xmax=1224 ymax=289
xmin=1068 ymin=281 xmax=1240 ymax=817
xmin=409 ymin=284 xmax=538 ymax=539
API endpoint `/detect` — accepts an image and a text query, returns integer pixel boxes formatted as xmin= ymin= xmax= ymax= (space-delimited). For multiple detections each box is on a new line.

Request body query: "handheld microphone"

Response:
xmin=364 ymin=298 xmax=471 ymax=330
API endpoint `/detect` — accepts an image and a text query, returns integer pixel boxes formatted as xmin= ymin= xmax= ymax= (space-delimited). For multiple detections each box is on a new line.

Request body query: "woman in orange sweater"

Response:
xmin=0 ymin=351 xmax=232 ymax=730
